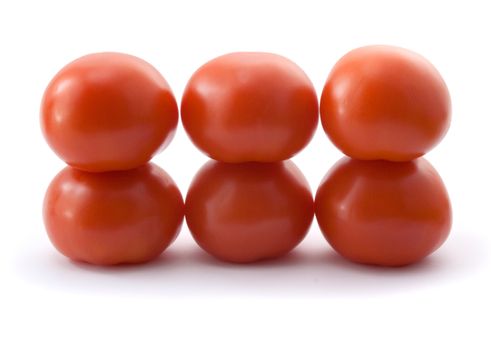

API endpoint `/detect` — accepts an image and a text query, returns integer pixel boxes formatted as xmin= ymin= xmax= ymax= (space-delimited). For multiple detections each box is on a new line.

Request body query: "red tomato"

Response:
xmin=181 ymin=52 xmax=318 ymax=162
xmin=320 ymin=46 xmax=451 ymax=161
xmin=41 ymin=52 xmax=178 ymax=172
xmin=185 ymin=160 xmax=314 ymax=263
xmin=43 ymin=163 xmax=184 ymax=265
xmin=315 ymin=157 xmax=452 ymax=266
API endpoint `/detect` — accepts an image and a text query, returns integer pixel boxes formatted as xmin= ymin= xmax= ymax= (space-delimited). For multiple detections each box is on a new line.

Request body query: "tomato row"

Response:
xmin=41 ymin=46 xmax=450 ymax=170
xmin=43 ymin=158 xmax=451 ymax=266
xmin=41 ymin=46 xmax=452 ymax=267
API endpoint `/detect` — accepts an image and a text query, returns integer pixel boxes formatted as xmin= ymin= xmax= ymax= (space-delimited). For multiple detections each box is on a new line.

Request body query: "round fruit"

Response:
xmin=315 ymin=157 xmax=452 ymax=266
xmin=41 ymin=52 xmax=178 ymax=172
xmin=43 ymin=163 xmax=184 ymax=265
xmin=185 ymin=160 xmax=314 ymax=263
xmin=320 ymin=45 xmax=451 ymax=161
xmin=181 ymin=52 xmax=318 ymax=162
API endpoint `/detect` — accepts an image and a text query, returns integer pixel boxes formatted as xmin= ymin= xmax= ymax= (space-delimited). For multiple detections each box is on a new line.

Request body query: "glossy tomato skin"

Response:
xmin=315 ymin=157 xmax=452 ymax=266
xmin=320 ymin=46 xmax=451 ymax=161
xmin=181 ymin=52 xmax=318 ymax=162
xmin=41 ymin=52 xmax=178 ymax=172
xmin=43 ymin=163 xmax=184 ymax=265
xmin=185 ymin=160 xmax=314 ymax=263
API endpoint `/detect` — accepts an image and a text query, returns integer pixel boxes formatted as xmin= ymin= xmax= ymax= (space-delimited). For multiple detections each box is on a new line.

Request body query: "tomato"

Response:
xmin=320 ymin=45 xmax=451 ymax=161
xmin=185 ymin=160 xmax=314 ymax=263
xmin=41 ymin=52 xmax=178 ymax=172
xmin=43 ymin=163 xmax=184 ymax=265
xmin=181 ymin=52 xmax=318 ymax=162
xmin=315 ymin=157 xmax=452 ymax=266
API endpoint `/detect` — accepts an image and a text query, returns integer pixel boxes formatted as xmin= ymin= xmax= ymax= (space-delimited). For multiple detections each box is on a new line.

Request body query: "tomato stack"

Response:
xmin=181 ymin=53 xmax=319 ymax=263
xmin=40 ymin=47 xmax=452 ymax=267
xmin=315 ymin=46 xmax=452 ymax=266
xmin=41 ymin=53 xmax=184 ymax=265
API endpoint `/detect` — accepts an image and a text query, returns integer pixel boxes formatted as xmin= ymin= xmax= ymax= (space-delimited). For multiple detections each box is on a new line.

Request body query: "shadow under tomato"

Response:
xmin=14 ymin=228 xmax=486 ymax=298
xmin=67 ymin=249 xmax=186 ymax=272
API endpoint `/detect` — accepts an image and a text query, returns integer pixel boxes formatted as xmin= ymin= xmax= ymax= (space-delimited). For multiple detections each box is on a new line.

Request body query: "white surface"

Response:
xmin=1 ymin=0 xmax=490 ymax=349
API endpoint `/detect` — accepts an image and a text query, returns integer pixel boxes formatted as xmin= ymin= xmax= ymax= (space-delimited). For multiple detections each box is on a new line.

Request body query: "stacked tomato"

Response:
xmin=316 ymin=46 xmax=452 ymax=266
xmin=182 ymin=53 xmax=318 ymax=263
xmin=41 ymin=53 xmax=184 ymax=265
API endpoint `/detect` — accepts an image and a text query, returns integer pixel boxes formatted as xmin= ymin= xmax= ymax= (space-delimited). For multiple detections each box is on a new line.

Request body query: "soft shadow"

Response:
xmin=14 ymin=230 xmax=487 ymax=298
xmin=68 ymin=249 xmax=186 ymax=273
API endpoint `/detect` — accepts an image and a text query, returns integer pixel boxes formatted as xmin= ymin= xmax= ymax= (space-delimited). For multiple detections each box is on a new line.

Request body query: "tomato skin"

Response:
xmin=185 ymin=160 xmax=314 ymax=263
xmin=41 ymin=52 xmax=178 ymax=172
xmin=315 ymin=157 xmax=452 ymax=266
xmin=181 ymin=52 xmax=318 ymax=163
xmin=320 ymin=46 xmax=451 ymax=161
xmin=43 ymin=163 xmax=184 ymax=265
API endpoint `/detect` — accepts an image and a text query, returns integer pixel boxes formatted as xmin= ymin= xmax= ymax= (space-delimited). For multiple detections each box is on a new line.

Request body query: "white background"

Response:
xmin=1 ymin=1 xmax=489 ymax=349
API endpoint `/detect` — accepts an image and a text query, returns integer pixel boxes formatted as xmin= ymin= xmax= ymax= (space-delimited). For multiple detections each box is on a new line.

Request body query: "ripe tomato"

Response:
xmin=320 ymin=46 xmax=451 ymax=161
xmin=43 ymin=163 xmax=184 ymax=265
xmin=181 ymin=52 xmax=318 ymax=162
xmin=185 ymin=160 xmax=314 ymax=263
xmin=315 ymin=157 xmax=452 ymax=266
xmin=41 ymin=52 xmax=178 ymax=172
